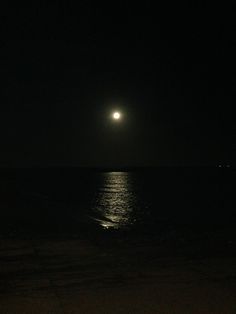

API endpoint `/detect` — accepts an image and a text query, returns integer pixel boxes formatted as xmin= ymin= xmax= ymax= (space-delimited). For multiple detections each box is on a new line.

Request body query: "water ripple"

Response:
xmin=91 ymin=172 xmax=137 ymax=229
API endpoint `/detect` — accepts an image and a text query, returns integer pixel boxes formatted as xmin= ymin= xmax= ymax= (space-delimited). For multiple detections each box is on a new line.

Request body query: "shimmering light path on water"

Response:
xmin=92 ymin=172 xmax=138 ymax=229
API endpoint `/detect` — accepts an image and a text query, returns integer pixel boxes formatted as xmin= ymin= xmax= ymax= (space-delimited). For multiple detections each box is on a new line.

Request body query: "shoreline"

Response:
xmin=0 ymin=230 xmax=236 ymax=313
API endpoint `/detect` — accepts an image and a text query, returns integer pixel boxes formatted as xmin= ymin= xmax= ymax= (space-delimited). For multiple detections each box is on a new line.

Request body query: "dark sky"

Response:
xmin=0 ymin=3 xmax=233 ymax=167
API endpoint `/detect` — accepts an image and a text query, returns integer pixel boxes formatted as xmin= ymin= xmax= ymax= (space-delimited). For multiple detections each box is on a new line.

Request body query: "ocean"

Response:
xmin=0 ymin=167 xmax=233 ymax=238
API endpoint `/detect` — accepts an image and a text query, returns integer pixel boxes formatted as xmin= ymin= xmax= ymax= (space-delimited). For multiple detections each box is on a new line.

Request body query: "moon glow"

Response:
xmin=113 ymin=112 xmax=121 ymax=120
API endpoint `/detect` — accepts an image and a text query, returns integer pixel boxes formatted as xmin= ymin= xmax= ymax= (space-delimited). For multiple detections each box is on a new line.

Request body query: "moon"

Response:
xmin=112 ymin=112 xmax=121 ymax=120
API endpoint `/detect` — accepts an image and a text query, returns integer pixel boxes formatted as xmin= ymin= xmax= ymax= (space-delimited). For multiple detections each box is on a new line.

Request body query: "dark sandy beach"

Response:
xmin=1 ymin=228 xmax=236 ymax=314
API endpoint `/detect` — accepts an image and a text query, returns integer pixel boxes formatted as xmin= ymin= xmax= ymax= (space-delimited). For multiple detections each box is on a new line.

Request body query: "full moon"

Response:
xmin=113 ymin=112 xmax=121 ymax=120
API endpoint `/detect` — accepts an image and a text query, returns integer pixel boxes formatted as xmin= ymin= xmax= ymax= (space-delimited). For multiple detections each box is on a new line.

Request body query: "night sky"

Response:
xmin=0 ymin=3 xmax=232 ymax=167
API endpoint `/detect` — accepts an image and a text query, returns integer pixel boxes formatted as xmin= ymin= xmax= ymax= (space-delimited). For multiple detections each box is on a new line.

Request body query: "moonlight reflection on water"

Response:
xmin=92 ymin=172 xmax=137 ymax=229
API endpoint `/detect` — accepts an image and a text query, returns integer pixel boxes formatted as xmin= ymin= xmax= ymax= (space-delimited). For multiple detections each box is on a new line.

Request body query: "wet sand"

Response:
xmin=0 ymin=233 xmax=236 ymax=313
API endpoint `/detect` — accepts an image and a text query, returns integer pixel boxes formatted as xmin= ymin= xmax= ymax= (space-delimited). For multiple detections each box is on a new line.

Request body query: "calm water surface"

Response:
xmin=0 ymin=168 xmax=232 ymax=235
xmin=91 ymin=172 xmax=139 ymax=229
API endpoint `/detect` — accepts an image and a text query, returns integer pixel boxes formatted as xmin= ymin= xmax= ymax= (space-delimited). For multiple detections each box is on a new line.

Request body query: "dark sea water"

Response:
xmin=0 ymin=167 xmax=233 ymax=238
